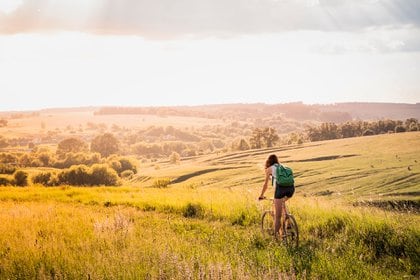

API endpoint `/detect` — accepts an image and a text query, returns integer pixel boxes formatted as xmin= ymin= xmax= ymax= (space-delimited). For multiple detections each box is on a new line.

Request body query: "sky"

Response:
xmin=0 ymin=0 xmax=419 ymax=111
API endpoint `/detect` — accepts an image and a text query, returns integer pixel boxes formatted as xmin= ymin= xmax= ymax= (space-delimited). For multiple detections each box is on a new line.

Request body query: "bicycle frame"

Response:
xmin=260 ymin=197 xmax=299 ymax=247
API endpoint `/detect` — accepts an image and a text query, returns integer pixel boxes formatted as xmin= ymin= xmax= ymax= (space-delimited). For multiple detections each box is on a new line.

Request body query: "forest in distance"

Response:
xmin=0 ymin=102 xmax=419 ymax=188
xmin=1 ymin=102 xmax=419 ymax=155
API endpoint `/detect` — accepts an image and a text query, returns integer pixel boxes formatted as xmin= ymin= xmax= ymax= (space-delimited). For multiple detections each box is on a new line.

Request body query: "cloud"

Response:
xmin=309 ymin=26 xmax=420 ymax=54
xmin=0 ymin=0 xmax=420 ymax=38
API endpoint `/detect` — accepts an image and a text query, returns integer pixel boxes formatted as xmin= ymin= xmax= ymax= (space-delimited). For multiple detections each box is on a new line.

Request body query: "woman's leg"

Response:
xmin=280 ymin=197 xmax=288 ymax=234
xmin=274 ymin=198 xmax=282 ymax=237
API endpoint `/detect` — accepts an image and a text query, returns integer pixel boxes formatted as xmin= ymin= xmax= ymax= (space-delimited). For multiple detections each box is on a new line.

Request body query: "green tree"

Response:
xmin=91 ymin=133 xmax=119 ymax=157
xmin=262 ymin=127 xmax=279 ymax=147
xmin=57 ymin=137 xmax=88 ymax=158
xmin=13 ymin=170 xmax=28 ymax=187
xmin=340 ymin=122 xmax=357 ymax=138
xmin=169 ymin=152 xmax=180 ymax=164
xmin=408 ymin=122 xmax=419 ymax=131
xmin=395 ymin=125 xmax=406 ymax=133
xmin=249 ymin=128 xmax=264 ymax=149
xmin=238 ymin=138 xmax=250 ymax=151
xmin=405 ymin=118 xmax=418 ymax=131
xmin=405 ymin=118 xmax=418 ymax=130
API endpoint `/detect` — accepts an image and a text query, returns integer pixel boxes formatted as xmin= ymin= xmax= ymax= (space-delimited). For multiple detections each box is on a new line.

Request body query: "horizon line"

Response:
xmin=1 ymin=101 xmax=420 ymax=114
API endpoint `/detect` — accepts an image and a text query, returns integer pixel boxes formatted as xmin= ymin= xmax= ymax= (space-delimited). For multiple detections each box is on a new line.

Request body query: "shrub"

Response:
xmin=408 ymin=123 xmax=418 ymax=131
xmin=56 ymin=164 xmax=120 ymax=186
xmin=183 ymin=203 xmax=204 ymax=218
xmin=0 ymin=177 xmax=11 ymax=186
xmin=395 ymin=125 xmax=406 ymax=133
xmin=54 ymin=152 xmax=102 ymax=169
xmin=0 ymin=164 xmax=16 ymax=174
xmin=37 ymin=152 xmax=54 ymax=167
xmin=0 ymin=153 xmax=19 ymax=165
xmin=91 ymin=133 xmax=119 ymax=157
xmin=56 ymin=137 xmax=88 ymax=158
xmin=118 ymin=157 xmax=137 ymax=174
xmin=121 ymin=170 xmax=134 ymax=179
xmin=57 ymin=165 xmax=91 ymax=186
xmin=108 ymin=159 xmax=122 ymax=173
xmin=90 ymin=164 xmax=120 ymax=186
xmin=107 ymin=156 xmax=137 ymax=176
xmin=32 ymin=172 xmax=58 ymax=186
xmin=362 ymin=129 xmax=375 ymax=136
xmin=151 ymin=178 xmax=171 ymax=188
xmin=169 ymin=152 xmax=180 ymax=164
xmin=13 ymin=170 xmax=28 ymax=187
xmin=19 ymin=154 xmax=32 ymax=167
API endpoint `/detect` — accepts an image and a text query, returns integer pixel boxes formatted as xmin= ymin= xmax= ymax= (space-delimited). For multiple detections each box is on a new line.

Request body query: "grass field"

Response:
xmin=0 ymin=132 xmax=419 ymax=279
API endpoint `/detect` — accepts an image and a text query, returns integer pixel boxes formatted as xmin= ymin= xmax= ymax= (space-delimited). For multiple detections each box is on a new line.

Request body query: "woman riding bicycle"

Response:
xmin=259 ymin=154 xmax=295 ymax=238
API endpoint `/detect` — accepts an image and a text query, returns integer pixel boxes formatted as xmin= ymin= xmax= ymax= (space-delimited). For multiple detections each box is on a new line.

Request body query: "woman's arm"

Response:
xmin=259 ymin=167 xmax=271 ymax=199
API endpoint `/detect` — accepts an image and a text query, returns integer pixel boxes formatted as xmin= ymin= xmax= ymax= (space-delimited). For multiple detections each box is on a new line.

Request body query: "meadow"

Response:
xmin=0 ymin=132 xmax=419 ymax=279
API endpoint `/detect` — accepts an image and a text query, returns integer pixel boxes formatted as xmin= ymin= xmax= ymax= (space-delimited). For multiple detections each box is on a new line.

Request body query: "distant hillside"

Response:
xmin=95 ymin=102 xmax=420 ymax=123
xmin=1 ymin=102 xmax=418 ymax=124
xmin=319 ymin=102 xmax=420 ymax=120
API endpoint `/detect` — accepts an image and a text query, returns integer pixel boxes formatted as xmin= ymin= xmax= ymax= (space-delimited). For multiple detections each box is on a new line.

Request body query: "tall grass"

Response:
xmin=0 ymin=190 xmax=418 ymax=279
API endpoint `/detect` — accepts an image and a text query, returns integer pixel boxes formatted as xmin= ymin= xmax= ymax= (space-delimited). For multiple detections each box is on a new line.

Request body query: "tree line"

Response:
xmin=231 ymin=118 xmax=419 ymax=150
xmin=305 ymin=118 xmax=418 ymax=142
xmin=0 ymin=133 xmax=137 ymax=187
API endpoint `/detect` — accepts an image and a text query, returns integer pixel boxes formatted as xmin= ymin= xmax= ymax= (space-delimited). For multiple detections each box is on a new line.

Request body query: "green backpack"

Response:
xmin=275 ymin=163 xmax=294 ymax=187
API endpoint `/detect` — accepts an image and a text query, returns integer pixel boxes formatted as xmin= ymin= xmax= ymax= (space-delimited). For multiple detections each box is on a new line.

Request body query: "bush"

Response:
xmin=0 ymin=177 xmax=11 ymax=186
xmin=169 ymin=152 xmax=180 ymax=164
xmin=183 ymin=203 xmax=204 ymax=218
xmin=56 ymin=164 xmax=120 ymax=186
xmin=32 ymin=172 xmax=58 ymax=186
xmin=13 ymin=170 xmax=28 ymax=187
xmin=91 ymin=133 xmax=119 ymax=157
xmin=151 ymin=178 xmax=171 ymax=188
xmin=362 ymin=129 xmax=375 ymax=136
xmin=118 ymin=157 xmax=137 ymax=174
xmin=0 ymin=164 xmax=16 ymax=175
xmin=121 ymin=170 xmax=134 ymax=179
xmin=58 ymin=165 xmax=91 ymax=186
xmin=408 ymin=123 xmax=418 ymax=132
xmin=395 ymin=125 xmax=406 ymax=133
xmin=90 ymin=164 xmax=120 ymax=186
xmin=0 ymin=153 xmax=19 ymax=165
xmin=107 ymin=156 xmax=137 ymax=176
xmin=54 ymin=152 xmax=102 ymax=169
xmin=37 ymin=152 xmax=54 ymax=167
xmin=56 ymin=137 xmax=88 ymax=158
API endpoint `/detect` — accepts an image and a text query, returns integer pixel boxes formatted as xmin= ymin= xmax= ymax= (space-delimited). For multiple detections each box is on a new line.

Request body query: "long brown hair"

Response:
xmin=265 ymin=154 xmax=279 ymax=168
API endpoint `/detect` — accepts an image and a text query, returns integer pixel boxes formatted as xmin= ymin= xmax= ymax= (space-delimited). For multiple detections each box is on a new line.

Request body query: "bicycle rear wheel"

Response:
xmin=284 ymin=214 xmax=299 ymax=247
xmin=261 ymin=211 xmax=275 ymax=236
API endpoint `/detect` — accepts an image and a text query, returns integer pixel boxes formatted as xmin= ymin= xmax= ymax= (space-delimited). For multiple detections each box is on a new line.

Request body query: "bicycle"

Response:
xmin=259 ymin=197 xmax=299 ymax=247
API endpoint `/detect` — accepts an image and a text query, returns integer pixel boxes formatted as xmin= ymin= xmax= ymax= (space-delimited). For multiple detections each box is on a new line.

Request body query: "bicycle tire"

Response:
xmin=284 ymin=214 xmax=299 ymax=248
xmin=261 ymin=211 xmax=275 ymax=236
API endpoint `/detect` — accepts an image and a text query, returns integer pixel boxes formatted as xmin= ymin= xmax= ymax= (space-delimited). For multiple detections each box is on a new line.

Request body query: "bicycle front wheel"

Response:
xmin=284 ymin=214 xmax=299 ymax=248
xmin=261 ymin=211 xmax=275 ymax=237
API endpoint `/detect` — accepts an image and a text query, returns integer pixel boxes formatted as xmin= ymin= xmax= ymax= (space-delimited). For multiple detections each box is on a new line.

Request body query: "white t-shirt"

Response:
xmin=271 ymin=164 xmax=278 ymax=187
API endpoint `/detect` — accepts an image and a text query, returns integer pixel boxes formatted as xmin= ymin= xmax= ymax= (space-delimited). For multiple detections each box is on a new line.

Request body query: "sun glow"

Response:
xmin=0 ymin=0 xmax=419 ymax=110
xmin=0 ymin=31 xmax=419 ymax=110
xmin=0 ymin=0 xmax=22 ymax=14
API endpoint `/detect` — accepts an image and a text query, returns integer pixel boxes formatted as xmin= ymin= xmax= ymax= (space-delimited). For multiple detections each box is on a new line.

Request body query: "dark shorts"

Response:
xmin=275 ymin=185 xmax=295 ymax=199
